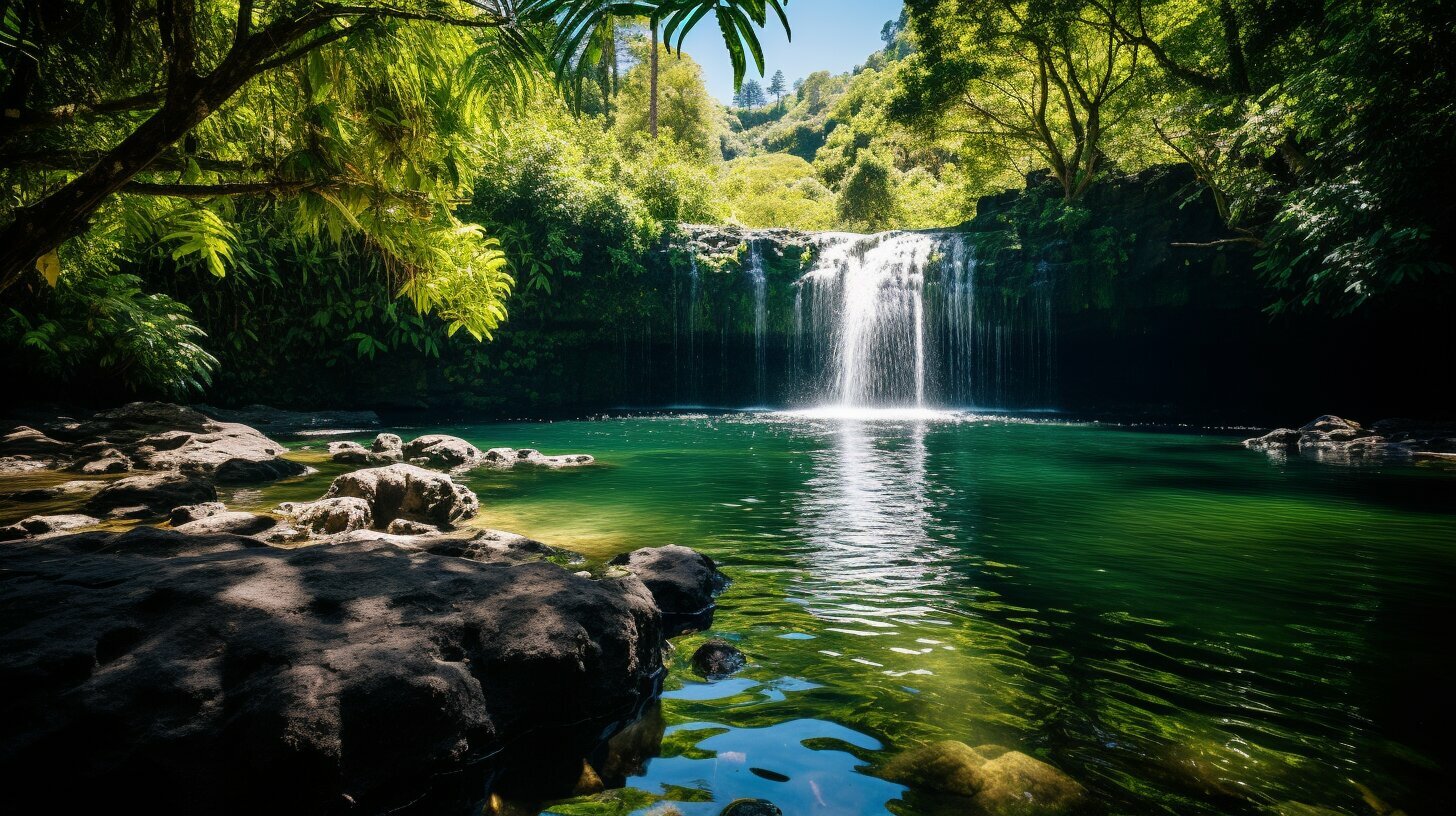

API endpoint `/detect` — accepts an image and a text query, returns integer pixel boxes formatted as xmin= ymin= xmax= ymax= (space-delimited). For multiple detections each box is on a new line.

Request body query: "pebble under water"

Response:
xmin=242 ymin=412 xmax=1454 ymax=815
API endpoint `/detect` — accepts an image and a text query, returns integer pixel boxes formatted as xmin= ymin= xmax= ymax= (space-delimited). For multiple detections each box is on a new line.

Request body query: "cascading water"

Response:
xmin=796 ymin=232 xmax=937 ymax=407
xmin=789 ymin=231 xmax=1055 ymax=409
xmin=745 ymin=242 xmax=768 ymax=405
xmin=672 ymin=226 xmax=1056 ymax=410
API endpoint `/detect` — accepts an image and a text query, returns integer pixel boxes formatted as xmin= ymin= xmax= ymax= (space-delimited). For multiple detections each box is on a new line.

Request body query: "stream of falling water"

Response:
xmin=745 ymin=242 xmax=768 ymax=406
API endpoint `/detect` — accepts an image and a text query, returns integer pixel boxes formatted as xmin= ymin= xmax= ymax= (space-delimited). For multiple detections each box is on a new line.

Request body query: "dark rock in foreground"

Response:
xmin=610 ymin=545 xmax=727 ymax=635
xmin=692 ymin=638 xmax=747 ymax=679
xmin=0 ymin=534 xmax=664 ymax=813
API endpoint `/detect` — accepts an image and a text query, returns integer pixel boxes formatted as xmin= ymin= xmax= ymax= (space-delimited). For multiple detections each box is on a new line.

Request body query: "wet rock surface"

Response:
xmin=691 ymin=638 xmax=747 ymax=679
xmin=720 ymin=799 xmax=784 ymax=816
xmin=0 ymin=534 xmax=665 ymax=813
xmin=1244 ymin=415 xmax=1456 ymax=461
xmin=609 ymin=545 xmax=728 ymax=636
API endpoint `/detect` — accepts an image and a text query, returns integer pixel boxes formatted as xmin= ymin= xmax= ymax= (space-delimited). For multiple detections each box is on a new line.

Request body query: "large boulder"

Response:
xmin=0 ymin=536 xmax=663 ymax=813
xmin=278 ymin=497 xmax=374 ymax=535
xmin=171 ymin=511 xmax=276 ymax=537
xmin=0 ymin=425 xmax=73 ymax=472
xmin=402 ymin=434 xmax=486 ymax=469
xmin=323 ymin=464 xmax=479 ymax=528
xmin=83 ymin=472 xmax=217 ymax=517
xmin=19 ymin=403 xmax=307 ymax=483
xmin=609 ymin=545 xmax=727 ymax=633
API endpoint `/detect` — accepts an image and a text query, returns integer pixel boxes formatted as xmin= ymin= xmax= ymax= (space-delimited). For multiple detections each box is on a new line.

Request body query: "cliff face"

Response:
xmin=143 ymin=166 xmax=1449 ymax=420
xmin=963 ymin=166 xmax=1453 ymax=420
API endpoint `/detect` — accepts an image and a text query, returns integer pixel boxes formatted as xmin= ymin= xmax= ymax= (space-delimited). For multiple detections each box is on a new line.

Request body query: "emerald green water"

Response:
xmin=172 ymin=414 xmax=1456 ymax=813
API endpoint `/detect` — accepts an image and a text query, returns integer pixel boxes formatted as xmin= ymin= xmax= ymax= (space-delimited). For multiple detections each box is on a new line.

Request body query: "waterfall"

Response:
xmin=746 ymin=242 xmax=768 ymax=405
xmin=797 ymin=232 xmax=937 ymax=407
xmin=791 ymin=231 xmax=1055 ymax=410
xmin=671 ymin=226 xmax=1056 ymax=410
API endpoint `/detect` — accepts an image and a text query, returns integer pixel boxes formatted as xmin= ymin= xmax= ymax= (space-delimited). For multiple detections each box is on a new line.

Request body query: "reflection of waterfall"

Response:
xmin=746 ymin=242 xmax=768 ymax=405
xmin=790 ymin=420 xmax=956 ymax=623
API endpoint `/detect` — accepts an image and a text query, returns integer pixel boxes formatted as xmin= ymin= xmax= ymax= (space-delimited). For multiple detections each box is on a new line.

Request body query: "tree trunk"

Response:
xmin=649 ymin=18 xmax=659 ymax=139
xmin=0 ymin=70 xmax=246 ymax=292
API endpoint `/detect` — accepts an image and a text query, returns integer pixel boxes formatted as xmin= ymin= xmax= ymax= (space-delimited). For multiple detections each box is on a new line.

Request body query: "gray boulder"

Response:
xmin=0 ymin=535 xmax=663 ymax=813
xmin=171 ymin=512 xmax=277 ymax=537
xmin=1243 ymin=428 xmax=1300 ymax=452
xmin=67 ymin=447 xmax=133 ymax=474
xmin=83 ymin=472 xmax=217 ymax=517
xmin=169 ymin=502 xmax=227 ymax=526
xmin=371 ymin=433 xmax=404 ymax=458
xmin=401 ymin=434 xmax=485 ymax=469
xmin=278 ymin=497 xmax=373 ymax=535
xmin=0 ymin=425 xmax=72 ymax=471
xmin=0 ymin=514 xmax=99 ymax=542
xmin=328 ymin=440 xmax=398 ymax=467
xmin=609 ymin=545 xmax=727 ymax=632
xmin=25 ymin=402 xmax=306 ymax=483
xmin=324 ymin=463 xmax=479 ymax=528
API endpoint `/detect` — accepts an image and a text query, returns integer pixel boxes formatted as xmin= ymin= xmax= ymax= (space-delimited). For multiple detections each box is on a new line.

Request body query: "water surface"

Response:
xmin=20 ymin=411 xmax=1453 ymax=815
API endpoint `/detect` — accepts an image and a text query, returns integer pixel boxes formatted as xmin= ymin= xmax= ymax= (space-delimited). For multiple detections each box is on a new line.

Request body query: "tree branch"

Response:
xmin=123 ymin=179 xmax=322 ymax=197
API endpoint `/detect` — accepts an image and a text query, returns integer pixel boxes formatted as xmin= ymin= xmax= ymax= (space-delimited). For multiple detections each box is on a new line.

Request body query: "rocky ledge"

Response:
xmin=1244 ymin=415 xmax=1456 ymax=462
xmin=0 ymin=402 xmax=306 ymax=483
xmin=0 ymin=532 xmax=675 ymax=812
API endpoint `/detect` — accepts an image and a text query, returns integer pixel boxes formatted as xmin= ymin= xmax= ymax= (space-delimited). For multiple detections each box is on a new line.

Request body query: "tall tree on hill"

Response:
xmin=768 ymin=69 xmax=787 ymax=108
xmin=737 ymin=78 xmax=767 ymax=108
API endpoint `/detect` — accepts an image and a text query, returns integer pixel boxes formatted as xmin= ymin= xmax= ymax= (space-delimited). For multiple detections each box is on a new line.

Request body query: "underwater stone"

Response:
xmin=691 ymin=638 xmax=746 ymax=679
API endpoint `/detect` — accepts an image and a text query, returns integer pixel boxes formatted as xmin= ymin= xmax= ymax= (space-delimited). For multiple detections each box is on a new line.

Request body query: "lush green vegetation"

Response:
xmin=2 ymin=0 xmax=1452 ymax=404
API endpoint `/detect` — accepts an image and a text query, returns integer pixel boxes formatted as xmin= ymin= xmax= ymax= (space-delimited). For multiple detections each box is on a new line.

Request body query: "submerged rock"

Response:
xmin=324 ymin=463 xmax=479 ymax=528
xmin=881 ymin=740 xmax=1088 ymax=815
xmin=721 ymin=800 xmax=783 ymax=816
xmin=691 ymin=639 xmax=747 ymax=679
xmin=83 ymin=471 xmax=217 ymax=518
xmin=0 ymin=535 xmax=664 ymax=812
xmin=0 ymin=513 xmax=100 ymax=542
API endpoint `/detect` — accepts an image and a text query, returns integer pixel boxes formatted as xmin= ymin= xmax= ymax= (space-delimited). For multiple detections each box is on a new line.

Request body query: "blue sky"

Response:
xmin=678 ymin=0 xmax=905 ymax=104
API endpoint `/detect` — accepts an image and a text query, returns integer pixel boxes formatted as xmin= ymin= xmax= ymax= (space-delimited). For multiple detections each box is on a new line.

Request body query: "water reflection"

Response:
xmin=790 ymin=419 xmax=962 ymax=629
xmin=630 ymin=719 xmax=904 ymax=816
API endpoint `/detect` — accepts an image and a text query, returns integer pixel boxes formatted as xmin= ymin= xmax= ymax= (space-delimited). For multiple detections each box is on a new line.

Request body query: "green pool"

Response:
xmin=247 ymin=411 xmax=1455 ymax=815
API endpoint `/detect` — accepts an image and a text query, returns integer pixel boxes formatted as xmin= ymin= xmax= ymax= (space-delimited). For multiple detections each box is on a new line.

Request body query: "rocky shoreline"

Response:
xmin=1243 ymin=415 xmax=1456 ymax=462
xmin=0 ymin=403 xmax=727 ymax=812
